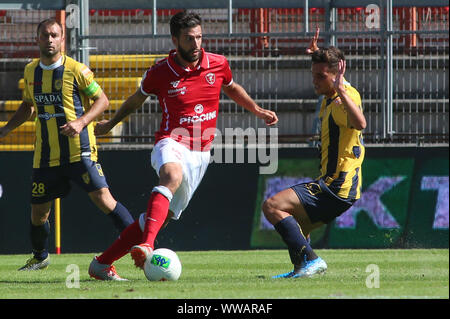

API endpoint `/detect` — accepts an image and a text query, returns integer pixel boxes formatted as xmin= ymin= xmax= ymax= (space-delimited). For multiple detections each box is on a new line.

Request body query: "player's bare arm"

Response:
xmin=60 ymin=91 xmax=109 ymax=137
xmin=333 ymin=60 xmax=366 ymax=130
xmin=222 ymin=82 xmax=278 ymax=126
xmin=95 ymin=88 xmax=148 ymax=136
xmin=0 ymin=100 xmax=34 ymax=138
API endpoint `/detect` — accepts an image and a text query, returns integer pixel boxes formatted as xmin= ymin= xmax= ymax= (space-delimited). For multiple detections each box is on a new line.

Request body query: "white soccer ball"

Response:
xmin=144 ymin=248 xmax=182 ymax=281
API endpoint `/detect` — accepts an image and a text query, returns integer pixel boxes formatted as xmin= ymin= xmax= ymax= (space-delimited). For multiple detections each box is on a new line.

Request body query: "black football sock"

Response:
xmin=108 ymin=201 xmax=134 ymax=232
xmin=30 ymin=220 xmax=50 ymax=260
xmin=274 ymin=216 xmax=318 ymax=271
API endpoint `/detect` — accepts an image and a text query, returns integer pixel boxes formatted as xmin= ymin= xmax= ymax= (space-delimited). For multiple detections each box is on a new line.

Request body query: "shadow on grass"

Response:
xmin=0 ymin=279 xmax=94 ymax=284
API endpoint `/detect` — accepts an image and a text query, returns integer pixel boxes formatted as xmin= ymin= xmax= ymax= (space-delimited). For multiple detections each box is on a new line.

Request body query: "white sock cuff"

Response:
xmin=152 ymin=185 xmax=173 ymax=202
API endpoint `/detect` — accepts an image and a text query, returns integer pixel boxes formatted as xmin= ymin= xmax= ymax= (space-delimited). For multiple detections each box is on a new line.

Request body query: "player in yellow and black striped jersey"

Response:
xmin=0 ymin=18 xmax=134 ymax=271
xmin=23 ymin=53 xmax=101 ymax=168
xmin=262 ymin=34 xmax=367 ymax=279
xmin=317 ymin=81 xmax=364 ymax=200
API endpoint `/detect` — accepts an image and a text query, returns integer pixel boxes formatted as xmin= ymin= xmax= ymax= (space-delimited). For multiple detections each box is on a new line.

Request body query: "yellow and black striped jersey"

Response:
xmin=317 ymin=84 xmax=365 ymax=200
xmin=23 ymin=55 xmax=102 ymax=168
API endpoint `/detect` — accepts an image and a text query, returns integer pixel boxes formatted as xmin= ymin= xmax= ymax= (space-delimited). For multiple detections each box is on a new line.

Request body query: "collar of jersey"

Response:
xmin=167 ymin=48 xmax=209 ymax=77
xmin=39 ymin=55 xmax=64 ymax=70
xmin=326 ymin=92 xmax=339 ymax=105
xmin=325 ymin=78 xmax=351 ymax=105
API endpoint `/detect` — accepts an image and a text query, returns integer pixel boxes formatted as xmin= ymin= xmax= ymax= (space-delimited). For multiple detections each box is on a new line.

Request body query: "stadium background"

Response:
xmin=0 ymin=0 xmax=448 ymax=253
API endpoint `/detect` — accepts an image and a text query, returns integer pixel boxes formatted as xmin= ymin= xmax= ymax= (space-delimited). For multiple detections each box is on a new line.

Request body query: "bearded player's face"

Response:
xmin=37 ymin=22 xmax=63 ymax=58
xmin=174 ymin=25 xmax=202 ymax=63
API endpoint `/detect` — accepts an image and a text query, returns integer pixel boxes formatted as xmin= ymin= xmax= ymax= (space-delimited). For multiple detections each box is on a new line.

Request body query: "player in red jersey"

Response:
xmin=89 ymin=10 xmax=278 ymax=280
xmin=140 ymin=45 xmax=233 ymax=151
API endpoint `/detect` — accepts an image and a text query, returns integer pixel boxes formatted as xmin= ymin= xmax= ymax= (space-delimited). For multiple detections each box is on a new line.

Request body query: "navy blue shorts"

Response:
xmin=291 ymin=179 xmax=355 ymax=224
xmin=31 ymin=158 xmax=109 ymax=204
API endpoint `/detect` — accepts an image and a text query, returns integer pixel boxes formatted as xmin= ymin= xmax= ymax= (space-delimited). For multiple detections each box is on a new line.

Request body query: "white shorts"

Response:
xmin=148 ymin=137 xmax=210 ymax=220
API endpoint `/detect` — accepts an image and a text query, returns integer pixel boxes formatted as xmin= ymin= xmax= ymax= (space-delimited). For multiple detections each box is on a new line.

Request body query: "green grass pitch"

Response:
xmin=0 ymin=249 xmax=448 ymax=299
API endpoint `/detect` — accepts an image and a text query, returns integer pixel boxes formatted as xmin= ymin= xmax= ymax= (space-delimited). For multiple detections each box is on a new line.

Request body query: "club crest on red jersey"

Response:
xmin=205 ymin=73 xmax=215 ymax=85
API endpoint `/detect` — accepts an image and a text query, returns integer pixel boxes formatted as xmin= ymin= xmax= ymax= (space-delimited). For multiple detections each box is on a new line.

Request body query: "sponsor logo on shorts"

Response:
xmin=95 ymin=164 xmax=104 ymax=177
xmin=306 ymin=182 xmax=322 ymax=196
xmin=82 ymin=172 xmax=90 ymax=184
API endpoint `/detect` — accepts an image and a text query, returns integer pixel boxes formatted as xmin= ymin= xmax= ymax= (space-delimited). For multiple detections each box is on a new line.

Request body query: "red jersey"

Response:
xmin=140 ymin=48 xmax=233 ymax=151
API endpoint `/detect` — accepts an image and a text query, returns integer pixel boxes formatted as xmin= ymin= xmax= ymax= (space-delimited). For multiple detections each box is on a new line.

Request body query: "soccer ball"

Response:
xmin=144 ymin=248 xmax=182 ymax=281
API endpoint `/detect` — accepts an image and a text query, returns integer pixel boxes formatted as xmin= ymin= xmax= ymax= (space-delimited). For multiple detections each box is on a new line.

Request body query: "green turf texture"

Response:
xmin=0 ymin=249 xmax=448 ymax=299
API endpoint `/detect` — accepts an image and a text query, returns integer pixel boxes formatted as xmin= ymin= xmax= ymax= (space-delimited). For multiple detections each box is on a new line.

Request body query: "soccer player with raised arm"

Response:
xmin=262 ymin=42 xmax=366 ymax=278
xmin=0 ymin=19 xmax=134 ymax=271
xmin=88 ymin=10 xmax=278 ymax=280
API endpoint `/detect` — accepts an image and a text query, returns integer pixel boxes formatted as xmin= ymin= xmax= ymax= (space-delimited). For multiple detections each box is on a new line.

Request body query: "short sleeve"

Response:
xmin=22 ymin=77 xmax=33 ymax=104
xmin=332 ymin=86 xmax=362 ymax=128
xmin=332 ymin=101 xmax=348 ymax=127
xmin=350 ymin=88 xmax=362 ymax=111
xmin=76 ymin=64 xmax=102 ymax=99
xmin=140 ymin=68 xmax=158 ymax=96
xmin=222 ymin=58 xmax=233 ymax=87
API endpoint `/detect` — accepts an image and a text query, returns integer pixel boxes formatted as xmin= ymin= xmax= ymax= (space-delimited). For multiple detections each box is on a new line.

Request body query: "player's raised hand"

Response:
xmin=306 ymin=26 xmax=320 ymax=54
xmin=94 ymin=119 xmax=113 ymax=136
xmin=333 ymin=59 xmax=346 ymax=93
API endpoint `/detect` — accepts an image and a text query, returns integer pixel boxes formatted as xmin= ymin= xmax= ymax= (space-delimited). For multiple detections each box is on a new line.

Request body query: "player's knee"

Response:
xmin=262 ymin=197 xmax=278 ymax=219
xmin=31 ymin=213 xmax=49 ymax=225
xmin=159 ymin=166 xmax=183 ymax=192
xmin=31 ymin=203 xmax=51 ymax=225
xmin=167 ymin=170 xmax=183 ymax=185
xmin=263 ymin=196 xmax=289 ymax=225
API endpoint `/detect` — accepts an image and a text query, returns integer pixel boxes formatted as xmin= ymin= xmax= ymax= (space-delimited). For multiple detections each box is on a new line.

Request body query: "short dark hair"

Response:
xmin=37 ymin=18 xmax=63 ymax=36
xmin=169 ymin=10 xmax=202 ymax=38
xmin=311 ymin=47 xmax=345 ymax=74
